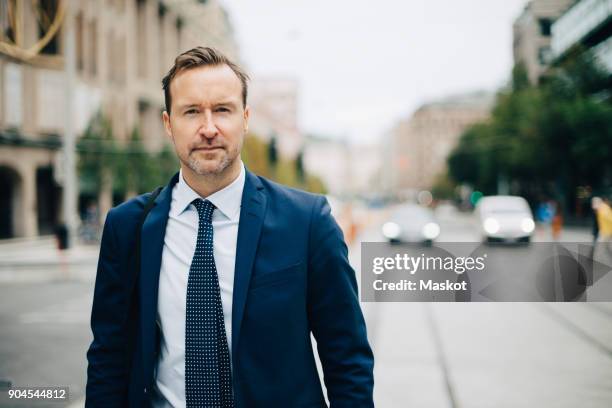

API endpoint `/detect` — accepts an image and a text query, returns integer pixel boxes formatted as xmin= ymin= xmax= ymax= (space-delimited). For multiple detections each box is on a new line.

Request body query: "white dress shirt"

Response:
xmin=152 ymin=162 xmax=245 ymax=408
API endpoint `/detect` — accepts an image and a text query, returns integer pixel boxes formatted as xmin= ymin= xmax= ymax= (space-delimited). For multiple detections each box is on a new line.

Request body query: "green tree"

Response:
xmin=448 ymin=51 xmax=612 ymax=215
xmin=77 ymin=112 xmax=119 ymax=195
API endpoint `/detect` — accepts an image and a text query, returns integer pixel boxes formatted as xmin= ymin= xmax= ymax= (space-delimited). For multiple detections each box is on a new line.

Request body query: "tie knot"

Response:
xmin=192 ymin=199 xmax=215 ymax=223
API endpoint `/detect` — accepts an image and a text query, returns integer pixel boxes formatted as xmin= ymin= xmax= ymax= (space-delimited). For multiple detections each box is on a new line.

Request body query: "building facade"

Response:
xmin=0 ymin=0 xmax=238 ymax=239
xmin=248 ymin=76 xmax=303 ymax=160
xmin=302 ymin=135 xmax=381 ymax=198
xmin=303 ymin=135 xmax=350 ymax=196
xmin=513 ymin=0 xmax=576 ymax=84
xmin=552 ymin=0 xmax=612 ymax=72
xmin=388 ymin=92 xmax=493 ymax=195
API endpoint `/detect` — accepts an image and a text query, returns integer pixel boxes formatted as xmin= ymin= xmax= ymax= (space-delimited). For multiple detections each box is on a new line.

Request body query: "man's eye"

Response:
xmin=216 ymin=107 xmax=230 ymax=113
xmin=185 ymin=109 xmax=198 ymax=115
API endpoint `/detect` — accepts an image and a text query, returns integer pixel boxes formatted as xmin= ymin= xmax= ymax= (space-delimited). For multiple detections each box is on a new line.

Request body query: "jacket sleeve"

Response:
xmin=307 ymin=196 xmax=375 ymax=407
xmin=86 ymin=209 xmax=132 ymax=407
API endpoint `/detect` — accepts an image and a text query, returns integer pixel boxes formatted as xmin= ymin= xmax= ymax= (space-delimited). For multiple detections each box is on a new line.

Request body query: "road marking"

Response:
xmin=538 ymin=303 xmax=612 ymax=358
xmin=583 ymin=302 xmax=612 ymax=319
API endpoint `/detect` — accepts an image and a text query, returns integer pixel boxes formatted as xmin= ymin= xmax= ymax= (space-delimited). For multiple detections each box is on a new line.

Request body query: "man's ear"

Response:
xmin=162 ymin=111 xmax=173 ymax=141
xmin=243 ymin=105 xmax=250 ymax=133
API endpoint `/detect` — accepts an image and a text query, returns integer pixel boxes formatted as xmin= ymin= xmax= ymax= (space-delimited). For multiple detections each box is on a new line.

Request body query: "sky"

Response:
xmin=220 ymin=0 xmax=528 ymax=145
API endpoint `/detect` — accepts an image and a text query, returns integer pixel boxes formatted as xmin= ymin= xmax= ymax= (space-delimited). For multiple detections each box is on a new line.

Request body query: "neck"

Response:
xmin=181 ymin=160 xmax=242 ymax=198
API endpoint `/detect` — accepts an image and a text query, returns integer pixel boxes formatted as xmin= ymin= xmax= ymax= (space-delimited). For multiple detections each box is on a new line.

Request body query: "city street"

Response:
xmin=1 ymin=207 xmax=612 ymax=407
xmin=1 ymin=0 xmax=611 ymax=407
xmin=354 ymin=207 xmax=612 ymax=407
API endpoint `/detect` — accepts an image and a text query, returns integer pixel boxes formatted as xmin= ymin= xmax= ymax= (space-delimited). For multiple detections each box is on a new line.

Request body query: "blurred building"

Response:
xmin=303 ymin=135 xmax=350 ymax=196
xmin=551 ymin=0 xmax=612 ymax=72
xmin=387 ymin=91 xmax=493 ymax=195
xmin=380 ymin=122 xmax=406 ymax=196
xmin=347 ymin=143 xmax=382 ymax=197
xmin=0 ymin=0 xmax=238 ymax=239
xmin=248 ymin=77 xmax=303 ymax=160
xmin=513 ymin=0 xmax=576 ymax=84
xmin=303 ymin=135 xmax=380 ymax=197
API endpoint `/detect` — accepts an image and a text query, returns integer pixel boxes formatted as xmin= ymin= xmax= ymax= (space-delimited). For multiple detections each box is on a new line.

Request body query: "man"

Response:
xmin=86 ymin=47 xmax=374 ymax=408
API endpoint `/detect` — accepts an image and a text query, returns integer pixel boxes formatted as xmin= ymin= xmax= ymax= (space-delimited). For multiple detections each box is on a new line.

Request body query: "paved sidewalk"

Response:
xmin=0 ymin=236 xmax=99 ymax=283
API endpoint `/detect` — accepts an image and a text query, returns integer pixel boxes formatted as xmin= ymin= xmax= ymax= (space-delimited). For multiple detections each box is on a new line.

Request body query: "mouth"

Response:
xmin=192 ymin=147 xmax=223 ymax=152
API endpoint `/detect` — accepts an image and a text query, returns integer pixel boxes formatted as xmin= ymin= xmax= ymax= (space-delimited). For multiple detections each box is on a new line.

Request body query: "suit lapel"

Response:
xmin=140 ymin=172 xmax=178 ymax=385
xmin=138 ymin=169 xmax=267 ymax=381
xmin=232 ymin=170 xmax=267 ymax=360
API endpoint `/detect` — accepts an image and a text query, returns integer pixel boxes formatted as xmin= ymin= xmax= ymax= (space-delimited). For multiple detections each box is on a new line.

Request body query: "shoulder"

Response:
xmin=105 ymin=190 xmax=160 ymax=227
xmin=252 ymin=173 xmax=326 ymax=215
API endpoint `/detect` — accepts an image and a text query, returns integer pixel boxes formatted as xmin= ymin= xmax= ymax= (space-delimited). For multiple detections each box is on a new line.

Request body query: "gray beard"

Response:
xmin=187 ymin=153 xmax=232 ymax=176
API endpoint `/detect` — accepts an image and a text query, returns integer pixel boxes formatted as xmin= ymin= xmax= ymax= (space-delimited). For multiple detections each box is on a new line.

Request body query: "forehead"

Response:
xmin=170 ymin=64 xmax=242 ymax=106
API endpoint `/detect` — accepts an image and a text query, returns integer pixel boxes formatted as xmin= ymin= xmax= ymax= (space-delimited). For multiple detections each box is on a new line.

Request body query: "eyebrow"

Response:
xmin=176 ymin=103 xmax=200 ymax=111
xmin=213 ymin=101 xmax=238 ymax=108
xmin=176 ymin=101 xmax=239 ymax=111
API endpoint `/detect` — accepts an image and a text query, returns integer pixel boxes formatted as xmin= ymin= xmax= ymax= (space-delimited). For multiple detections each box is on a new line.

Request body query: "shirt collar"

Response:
xmin=174 ymin=161 xmax=245 ymax=221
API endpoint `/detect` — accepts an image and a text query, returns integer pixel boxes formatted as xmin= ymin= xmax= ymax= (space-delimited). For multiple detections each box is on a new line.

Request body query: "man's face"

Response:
xmin=162 ymin=64 xmax=249 ymax=177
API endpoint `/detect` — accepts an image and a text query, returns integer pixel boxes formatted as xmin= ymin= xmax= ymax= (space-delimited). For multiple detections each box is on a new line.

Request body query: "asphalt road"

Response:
xmin=0 ymin=279 xmax=93 ymax=407
xmin=1 ymin=206 xmax=611 ymax=407
xmin=356 ymin=206 xmax=612 ymax=407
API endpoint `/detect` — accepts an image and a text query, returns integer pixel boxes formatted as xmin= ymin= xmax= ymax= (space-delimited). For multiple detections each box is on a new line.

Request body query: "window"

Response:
xmin=176 ymin=17 xmax=183 ymax=52
xmin=107 ymin=31 xmax=114 ymax=82
xmin=158 ymin=3 xmax=166 ymax=78
xmin=90 ymin=21 xmax=97 ymax=77
xmin=2 ymin=0 xmax=16 ymax=43
xmin=76 ymin=12 xmax=84 ymax=71
xmin=137 ymin=0 xmax=147 ymax=78
xmin=37 ymin=0 xmax=60 ymax=55
xmin=538 ymin=46 xmax=552 ymax=65
xmin=117 ymin=36 xmax=126 ymax=85
xmin=539 ymin=18 xmax=552 ymax=36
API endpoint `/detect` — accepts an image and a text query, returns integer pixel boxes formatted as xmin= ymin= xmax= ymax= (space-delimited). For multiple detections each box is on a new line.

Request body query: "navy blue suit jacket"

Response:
xmin=86 ymin=169 xmax=374 ymax=407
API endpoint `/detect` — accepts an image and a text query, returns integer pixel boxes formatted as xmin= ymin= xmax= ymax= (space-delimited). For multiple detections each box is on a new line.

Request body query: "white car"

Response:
xmin=382 ymin=204 xmax=440 ymax=245
xmin=476 ymin=196 xmax=535 ymax=243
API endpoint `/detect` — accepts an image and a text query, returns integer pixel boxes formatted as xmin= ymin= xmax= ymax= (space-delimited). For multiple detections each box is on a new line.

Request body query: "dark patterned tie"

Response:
xmin=185 ymin=199 xmax=233 ymax=407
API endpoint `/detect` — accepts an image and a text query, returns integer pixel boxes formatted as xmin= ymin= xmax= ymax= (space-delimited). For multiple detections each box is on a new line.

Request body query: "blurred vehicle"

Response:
xmin=382 ymin=204 xmax=440 ymax=245
xmin=475 ymin=195 xmax=535 ymax=243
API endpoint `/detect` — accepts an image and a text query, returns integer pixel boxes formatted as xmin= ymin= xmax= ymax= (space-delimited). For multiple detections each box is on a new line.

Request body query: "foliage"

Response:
xmin=77 ymin=112 xmax=118 ymax=194
xmin=242 ymin=132 xmax=326 ymax=194
xmin=78 ymin=113 xmax=178 ymax=197
xmin=431 ymin=172 xmax=457 ymax=200
xmin=447 ymin=53 xmax=612 ymax=213
xmin=241 ymin=134 xmax=271 ymax=177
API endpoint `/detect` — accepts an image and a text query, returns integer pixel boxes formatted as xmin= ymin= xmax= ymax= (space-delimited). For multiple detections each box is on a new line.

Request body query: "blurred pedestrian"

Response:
xmin=536 ymin=199 xmax=553 ymax=224
xmin=594 ymin=197 xmax=612 ymax=241
xmin=81 ymin=202 xmax=100 ymax=244
xmin=591 ymin=196 xmax=601 ymax=243
xmin=592 ymin=197 xmax=612 ymax=267
xmin=54 ymin=223 xmax=68 ymax=250
xmin=551 ymin=200 xmax=563 ymax=240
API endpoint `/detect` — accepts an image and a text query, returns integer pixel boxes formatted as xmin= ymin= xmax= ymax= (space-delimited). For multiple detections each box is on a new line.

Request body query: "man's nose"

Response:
xmin=198 ymin=110 xmax=218 ymax=139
